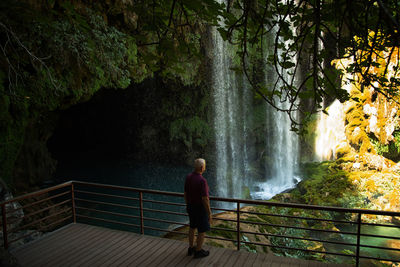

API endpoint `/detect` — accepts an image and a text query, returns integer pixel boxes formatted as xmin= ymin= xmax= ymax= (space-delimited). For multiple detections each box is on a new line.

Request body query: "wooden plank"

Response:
xmin=221 ymin=250 xmax=242 ymax=267
xmin=221 ymin=249 xmax=242 ymax=266
xmin=231 ymin=250 xmax=252 ymax=267
xmin=252 ymin=252 xmax=264 ymax=267
xmin=139 ymin=238 xmax=181 ymax=266
xmin=11 ymin=224 xmax=350 ymax=267
xmin=172 ymin=244 xmax=199 ymax=266
xmin=16 ymin=224 xmax=92 ymax=266
xmin=164 ymin=241 xmax=197 ymax=266
xmin=145 ymin=239 xmax=183 ymax=267
xmin=182 ymin=246 xmax=216 ymax=267
xmin=42 ymin=225 xmax=113 ymax=267
xmin=195 ymin=246 xmax=228 ymax=267
xmin=21 ymin=224 xmax=92 ymax=267
xmin=151 ymin=239 xmax=189 ymax=266
xmin=57 ymin=227 xmax=121 ymax=267
xmin=38 ymin=224 xmax=106 ymax=267
xmin=86 ymin=231 xmax=141 ymax=266
xmin=121 ymin=236 xmax=171 ymax=267
xmin=241 ymin=251 xmax=258 ymax=266
xmin=205 ymin=247 xmax=232 ymax=266
xmin=72 ymin=229 xmax=128 ymax=266
xmin=113 ymin=235 xmax=160 ymax=266
xmin=11 ymin=223 xmax=75 ymax=254
xmin=98 ymin=234 xmax=148 ymax=267
xmin=256 ymin=253 xmax=275 ymax=267
xmin=13 ymin=223 xmax=86 ymax=263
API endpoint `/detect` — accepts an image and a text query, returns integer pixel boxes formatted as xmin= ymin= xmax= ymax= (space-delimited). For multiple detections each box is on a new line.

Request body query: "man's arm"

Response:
xmin=202 ymin=196 xmax=212 ymax=224
xmin=184 ymin=192 xmax=188 ymax=204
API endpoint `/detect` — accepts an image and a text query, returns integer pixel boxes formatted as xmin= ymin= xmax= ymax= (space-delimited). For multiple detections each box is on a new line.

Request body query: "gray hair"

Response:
xmin=194 ymin=158 xmax=206 ymax=171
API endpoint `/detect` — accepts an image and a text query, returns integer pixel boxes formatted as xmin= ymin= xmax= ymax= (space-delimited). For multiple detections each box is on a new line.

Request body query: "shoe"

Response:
xmin=194 ymin=249 xmax=210 ymax=258
xmin=187 ymin=247 xmax=195 ymax=256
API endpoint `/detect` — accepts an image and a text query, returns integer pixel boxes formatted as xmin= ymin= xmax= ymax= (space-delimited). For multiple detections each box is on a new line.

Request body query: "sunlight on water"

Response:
xmin=250 ymin=176 xmax=302 ymax=200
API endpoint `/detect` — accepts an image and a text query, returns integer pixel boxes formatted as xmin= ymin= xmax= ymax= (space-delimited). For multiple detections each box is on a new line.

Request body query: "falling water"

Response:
xmin=251 ymin=101 xmax=300 ymax=200
xmin=315 ymin=100 xmax=347 ymax=161
xmin=251 ymin=51 xmax=300 ymax=199
xmin=211 ymin=24 xmax=253 ymax=198
xmin=211 ymin=2 xmax=299 ymax=200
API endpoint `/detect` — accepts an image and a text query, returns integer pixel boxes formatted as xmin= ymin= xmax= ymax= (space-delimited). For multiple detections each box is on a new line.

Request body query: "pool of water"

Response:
xmin=51 ymin=158 xmax=220 ymax=236
xmin=323 ymin=223 xmax=400 ymax=265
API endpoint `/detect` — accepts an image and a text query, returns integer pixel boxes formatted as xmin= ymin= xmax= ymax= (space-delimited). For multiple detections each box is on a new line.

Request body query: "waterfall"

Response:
xmin=251 ymin=55 xmax=300 ymax=199
xmin=211 ymin=2 xmax=299 ymax=200
xmin=211 ymin=25 xmax=253 ymax=198
xmin=315 ymin=102 xmax=347 ymax=161
xmin=251 ymin=101 xmax=300 ymax=199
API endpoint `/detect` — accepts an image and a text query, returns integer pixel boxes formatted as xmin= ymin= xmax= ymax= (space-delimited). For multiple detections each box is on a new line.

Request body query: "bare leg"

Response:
xmin=189 ymin=227 xmax=196 ymax=247
xmin=196 ymin=232 xmax=206 ymax=251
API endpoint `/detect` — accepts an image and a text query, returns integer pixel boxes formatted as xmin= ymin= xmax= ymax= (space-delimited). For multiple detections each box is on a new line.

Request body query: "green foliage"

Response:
xmin=215 ymin=0 xmax=400 ymax=124
xmin=0 ymin=1 xmax=140 ymax=186
xmin=299 ymin=114 xmax=319 ymax=161
xmin=370 ymin=130 xmax=400 ymax=162
xmin=295 ymin=162 xmax=355 ymax=207
xmin=207 ymin=240 xmax=224 ymax=248
xmin=269 ymin=227 xmax=312 ymax=259
xmin=156 ymin=80 xmax=211 ymax=155
xmin=247 ymin=205 xmax=335 ymax=261
xmin=208 ymin=223 xmax=236 ymax=240
xmin=121 ymin=0 xmax=223 ymax=85
xmin=0 ymin=70 xmax=29 ymax=186
xmin=169 ymin=116 xmax=211 ymax=150
xmin=370 ymin=135 xmax=389 ymax=155
xmin=240 ymin=235 xmax=257 ymax=253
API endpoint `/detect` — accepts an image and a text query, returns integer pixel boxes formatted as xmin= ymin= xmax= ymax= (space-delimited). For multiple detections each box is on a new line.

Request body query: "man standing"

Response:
xmin=184 ymin=158 xmax=212 ymax=258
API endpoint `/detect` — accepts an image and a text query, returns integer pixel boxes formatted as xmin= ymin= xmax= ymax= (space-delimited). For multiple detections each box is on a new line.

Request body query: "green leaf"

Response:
xmin=280 ymin=61 xmax=296 ymax=69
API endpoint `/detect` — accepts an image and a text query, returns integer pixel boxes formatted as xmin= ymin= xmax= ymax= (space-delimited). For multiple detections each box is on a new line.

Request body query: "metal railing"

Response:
xmin=1 ymin=180 xmax=400 ymax=266
xmin=0 ymin=181 xmax=73 ymax=249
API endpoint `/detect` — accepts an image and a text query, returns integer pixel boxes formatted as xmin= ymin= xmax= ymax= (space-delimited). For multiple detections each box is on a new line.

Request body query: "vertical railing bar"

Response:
xmin=71 ymin=183 xmax=76 ymax=223
xmin=237 ymin=201 xmax=240 ymax=251
xmin=2 ymin=203 xmax=8 ymax=249
xmin=139 ymin=192 xmax=144 ymax=235
xmin=355 ymin=212 xmax=362 ymax=267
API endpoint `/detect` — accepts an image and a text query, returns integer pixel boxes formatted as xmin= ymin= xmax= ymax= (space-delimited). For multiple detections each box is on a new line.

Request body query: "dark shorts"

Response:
xmin=187 ymin=203 xmax=210 ymax=233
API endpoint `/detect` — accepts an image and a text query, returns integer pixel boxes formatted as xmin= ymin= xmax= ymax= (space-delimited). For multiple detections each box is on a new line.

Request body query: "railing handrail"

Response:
xmin=0 ymin=181 xmax=73 ymax=206
xmin=1 ymin=180 xmax=400 ymax=267
xmin=71 ymin=180 xmax=400 ymax=216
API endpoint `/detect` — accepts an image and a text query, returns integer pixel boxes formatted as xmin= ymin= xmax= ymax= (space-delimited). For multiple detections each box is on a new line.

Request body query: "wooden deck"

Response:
xmin=11 ymin=223 xmax=347 ymax=267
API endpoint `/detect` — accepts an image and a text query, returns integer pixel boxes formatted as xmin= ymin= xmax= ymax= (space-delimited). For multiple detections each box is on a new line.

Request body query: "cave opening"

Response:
xmin=47 ymin=78 xmax=186 ymax=185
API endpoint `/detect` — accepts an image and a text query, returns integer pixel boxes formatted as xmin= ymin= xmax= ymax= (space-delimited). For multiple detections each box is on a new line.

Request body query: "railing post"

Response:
xmin=139 ymin=192 xmax=144 ymax=234
xmin=237 ymin=201 xmax=240 ymax=251
xmin=355 ymin=212 xmax=362 ymax=267
xmin=71 ymin=183 xmax=76 ymax=223
xmin=2 ymin=203 xmax=8 ymax=249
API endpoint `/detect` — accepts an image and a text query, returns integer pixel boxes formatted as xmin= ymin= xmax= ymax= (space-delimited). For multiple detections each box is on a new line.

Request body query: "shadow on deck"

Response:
xmin=11 ymin=223 xmax=348 ymax=267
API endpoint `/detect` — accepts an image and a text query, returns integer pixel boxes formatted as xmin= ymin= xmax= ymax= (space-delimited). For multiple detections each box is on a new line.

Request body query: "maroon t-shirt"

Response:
xmin=184 ymin=172 xmax=209 ymax=204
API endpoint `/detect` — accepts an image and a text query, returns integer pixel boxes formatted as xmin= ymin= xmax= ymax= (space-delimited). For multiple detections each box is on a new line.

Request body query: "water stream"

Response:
xmin=210 ymin=6 xmax=300 ymax=200
xmin=315 ymin=100 xmax=347 ymax=161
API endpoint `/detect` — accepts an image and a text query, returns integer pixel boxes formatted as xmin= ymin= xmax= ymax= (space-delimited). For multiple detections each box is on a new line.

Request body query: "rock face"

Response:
xmin=0 ymin=179 xmax=24 ymax=234
xmin=326 ymin=52 xmax=400 ymax=165
xmin=0 ymin=179 xmax=42 ymax=250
